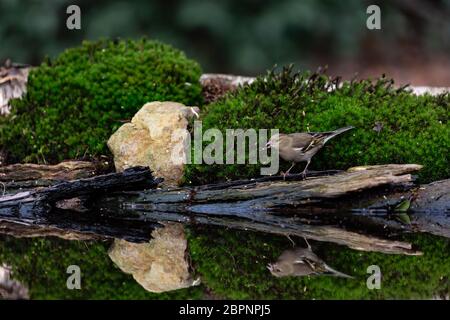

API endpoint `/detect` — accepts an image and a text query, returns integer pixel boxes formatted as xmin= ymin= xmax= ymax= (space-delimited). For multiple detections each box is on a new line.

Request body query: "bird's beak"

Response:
xmin=190 ymin=107 xmax=200 ymax=119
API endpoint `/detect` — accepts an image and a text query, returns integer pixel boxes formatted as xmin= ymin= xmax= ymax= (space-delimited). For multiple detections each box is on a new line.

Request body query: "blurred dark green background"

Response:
xmin=1 ymin=0 xmax=450 ymax=84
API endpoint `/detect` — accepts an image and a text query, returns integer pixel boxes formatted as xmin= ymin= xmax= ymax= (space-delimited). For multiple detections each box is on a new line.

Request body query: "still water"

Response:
xmin=0 ymin=222 xmax=449 ymax=300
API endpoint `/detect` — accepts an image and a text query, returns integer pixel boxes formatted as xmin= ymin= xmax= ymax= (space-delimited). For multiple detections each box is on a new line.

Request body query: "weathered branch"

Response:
xmin=0 ymin=161 xmax=104 ymax=190
xmin=0 ymin=163 xmax=448 ymax=256
xmin=88 ymin=164 xmax=427 ymax=255
xmin=0 ymin=166 xmax=162 ymax=242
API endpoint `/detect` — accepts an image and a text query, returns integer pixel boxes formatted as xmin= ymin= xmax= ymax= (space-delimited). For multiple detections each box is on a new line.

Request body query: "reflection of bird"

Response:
xmin=267 ymin=238 xmax=353 ymax=278
xmin=266 ymin=126 xmax=354 ymax=178
xmin=0 ymin=59 xmax=30 ymax=115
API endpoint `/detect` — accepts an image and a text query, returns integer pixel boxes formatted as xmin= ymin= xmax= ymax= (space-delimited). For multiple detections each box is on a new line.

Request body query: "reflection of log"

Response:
xmin=0 ymin=220 xmax=100 ymax=241
xmin=90 ymin=164 xmax=425 ymax=255
xmin=0 ymin=212 xmax=156 ymax=243
xmin=0 ymin=163 xmax=448 ymax=255
xmin=105 ymin=209 xmax=421 ymax=255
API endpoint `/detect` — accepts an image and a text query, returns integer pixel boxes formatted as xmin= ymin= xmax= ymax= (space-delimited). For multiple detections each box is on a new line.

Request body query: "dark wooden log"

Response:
xmin=0 ymin=165 xmax=160 ymax=203
xmin=0 ymin=163 xmax=448 ymax=255
xmin=0 ymin=161 xmax=106 ymax=191
xmin=37 ymin=166 xmax=162 ymax=203
xmin=0 ymin=166 xmax=162 ymax=242
xmin=87 ymin=164 xmax=428 ymax=255
xmin=111 ymin=164 xmax=421 ymax=209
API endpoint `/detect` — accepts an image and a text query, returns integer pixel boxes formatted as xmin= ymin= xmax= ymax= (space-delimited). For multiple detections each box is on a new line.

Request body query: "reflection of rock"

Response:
xmin=0 ymin=264 xmax=29 ymax=299
xmin=108 ymin=223 xmax=199 ymax=293
xmin=107 ymin=101 xmax=199 ymax=187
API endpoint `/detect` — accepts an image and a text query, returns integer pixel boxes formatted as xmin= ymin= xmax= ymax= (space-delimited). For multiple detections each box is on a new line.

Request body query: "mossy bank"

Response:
xmin=185 ymin=66 xmax=449 ymax=184
xmin=0 ymin=38 xmax=203 ymax=163
xmin=1 ymin=40 xmax=448 ymax=185
xmin=1 ymin=230 xmax=449 ymax=299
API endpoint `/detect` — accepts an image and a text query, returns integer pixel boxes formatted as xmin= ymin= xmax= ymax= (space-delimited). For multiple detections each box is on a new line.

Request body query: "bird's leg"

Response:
xmin=282 ymin=162 xmax=296 ymax=180
xmin=285 ymin=234 xmax=296 ymax=247
xmin=303 ymin=237 xmax=312 ymax=250
xmin=301 ymin=160 xmax=311 ymax=179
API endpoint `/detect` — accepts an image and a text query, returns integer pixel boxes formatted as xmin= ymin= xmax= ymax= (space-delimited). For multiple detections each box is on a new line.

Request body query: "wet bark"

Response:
xmin=0 ymin=161 xmax=107 ymax=190
xmin=88 ymin=164 xmax=426 ymax=255
xmin=0 ymin=163 xmax=448 ymax=255
xmin=0 ymin=166 xmax=162 ymax=242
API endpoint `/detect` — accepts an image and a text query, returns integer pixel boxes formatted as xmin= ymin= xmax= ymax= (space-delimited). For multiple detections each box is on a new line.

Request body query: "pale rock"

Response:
xmin=107 ymin=101 xmax=199 ymax=186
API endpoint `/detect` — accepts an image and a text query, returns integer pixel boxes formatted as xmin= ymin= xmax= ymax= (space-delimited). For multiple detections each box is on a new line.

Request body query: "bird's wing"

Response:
xmin=307 ymin=133 xmax=338 ymax=152
xmin=287 ymin=133 xmax=314 ymax=151
xmin=292 ymin=263 xmax=316 ymax=276
xmin=292 ymin=248 xmax=324 ymax=263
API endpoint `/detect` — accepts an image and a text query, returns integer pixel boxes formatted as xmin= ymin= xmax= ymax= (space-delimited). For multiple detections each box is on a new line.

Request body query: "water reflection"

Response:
xmin=0 ymin=223 xmax=449 ymax=299
xmin=108 ymin=223 xmax=199 ymax=293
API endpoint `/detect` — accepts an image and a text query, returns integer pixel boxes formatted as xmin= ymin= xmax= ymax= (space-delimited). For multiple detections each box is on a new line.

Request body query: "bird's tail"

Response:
xmin=323 ymin=126 xmax=354 ymax=143
xmin=323 ymin=264 xmax=354 ymax=279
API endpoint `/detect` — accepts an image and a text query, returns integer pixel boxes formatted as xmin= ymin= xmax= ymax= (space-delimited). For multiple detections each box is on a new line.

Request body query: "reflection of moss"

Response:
xmin=1 ymin=231 xmax=448 ymax=299
xmin=187 ymin=228 xmax=450 ymax=299
xmin=0 ymin=236 xmax=204 ymax=299
xmin=0 ymin=38 xmax=203 ymax=164
xmin=185 ymin=66 xmax=449 ymax=185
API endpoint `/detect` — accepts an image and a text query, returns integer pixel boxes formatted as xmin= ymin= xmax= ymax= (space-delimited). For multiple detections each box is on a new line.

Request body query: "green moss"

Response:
xmin=0 ymin=236 xmax=204 ymax=299
xmin=187 ymin=228 xmax=450 ymax=299
xmin=185 ymin=66 xmax=449 ymax=184
xmin=0 ymin=38 xmax=203 ymax=163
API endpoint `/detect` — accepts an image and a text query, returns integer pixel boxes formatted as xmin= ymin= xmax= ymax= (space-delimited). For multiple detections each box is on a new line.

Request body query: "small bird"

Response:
xmin=267 ymin=238 xmax=353 ymax=278
xmin=0 ymin=59 xmax=30 ymax=115
xmin=266 ymin=126 xmax=354 ymax=178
